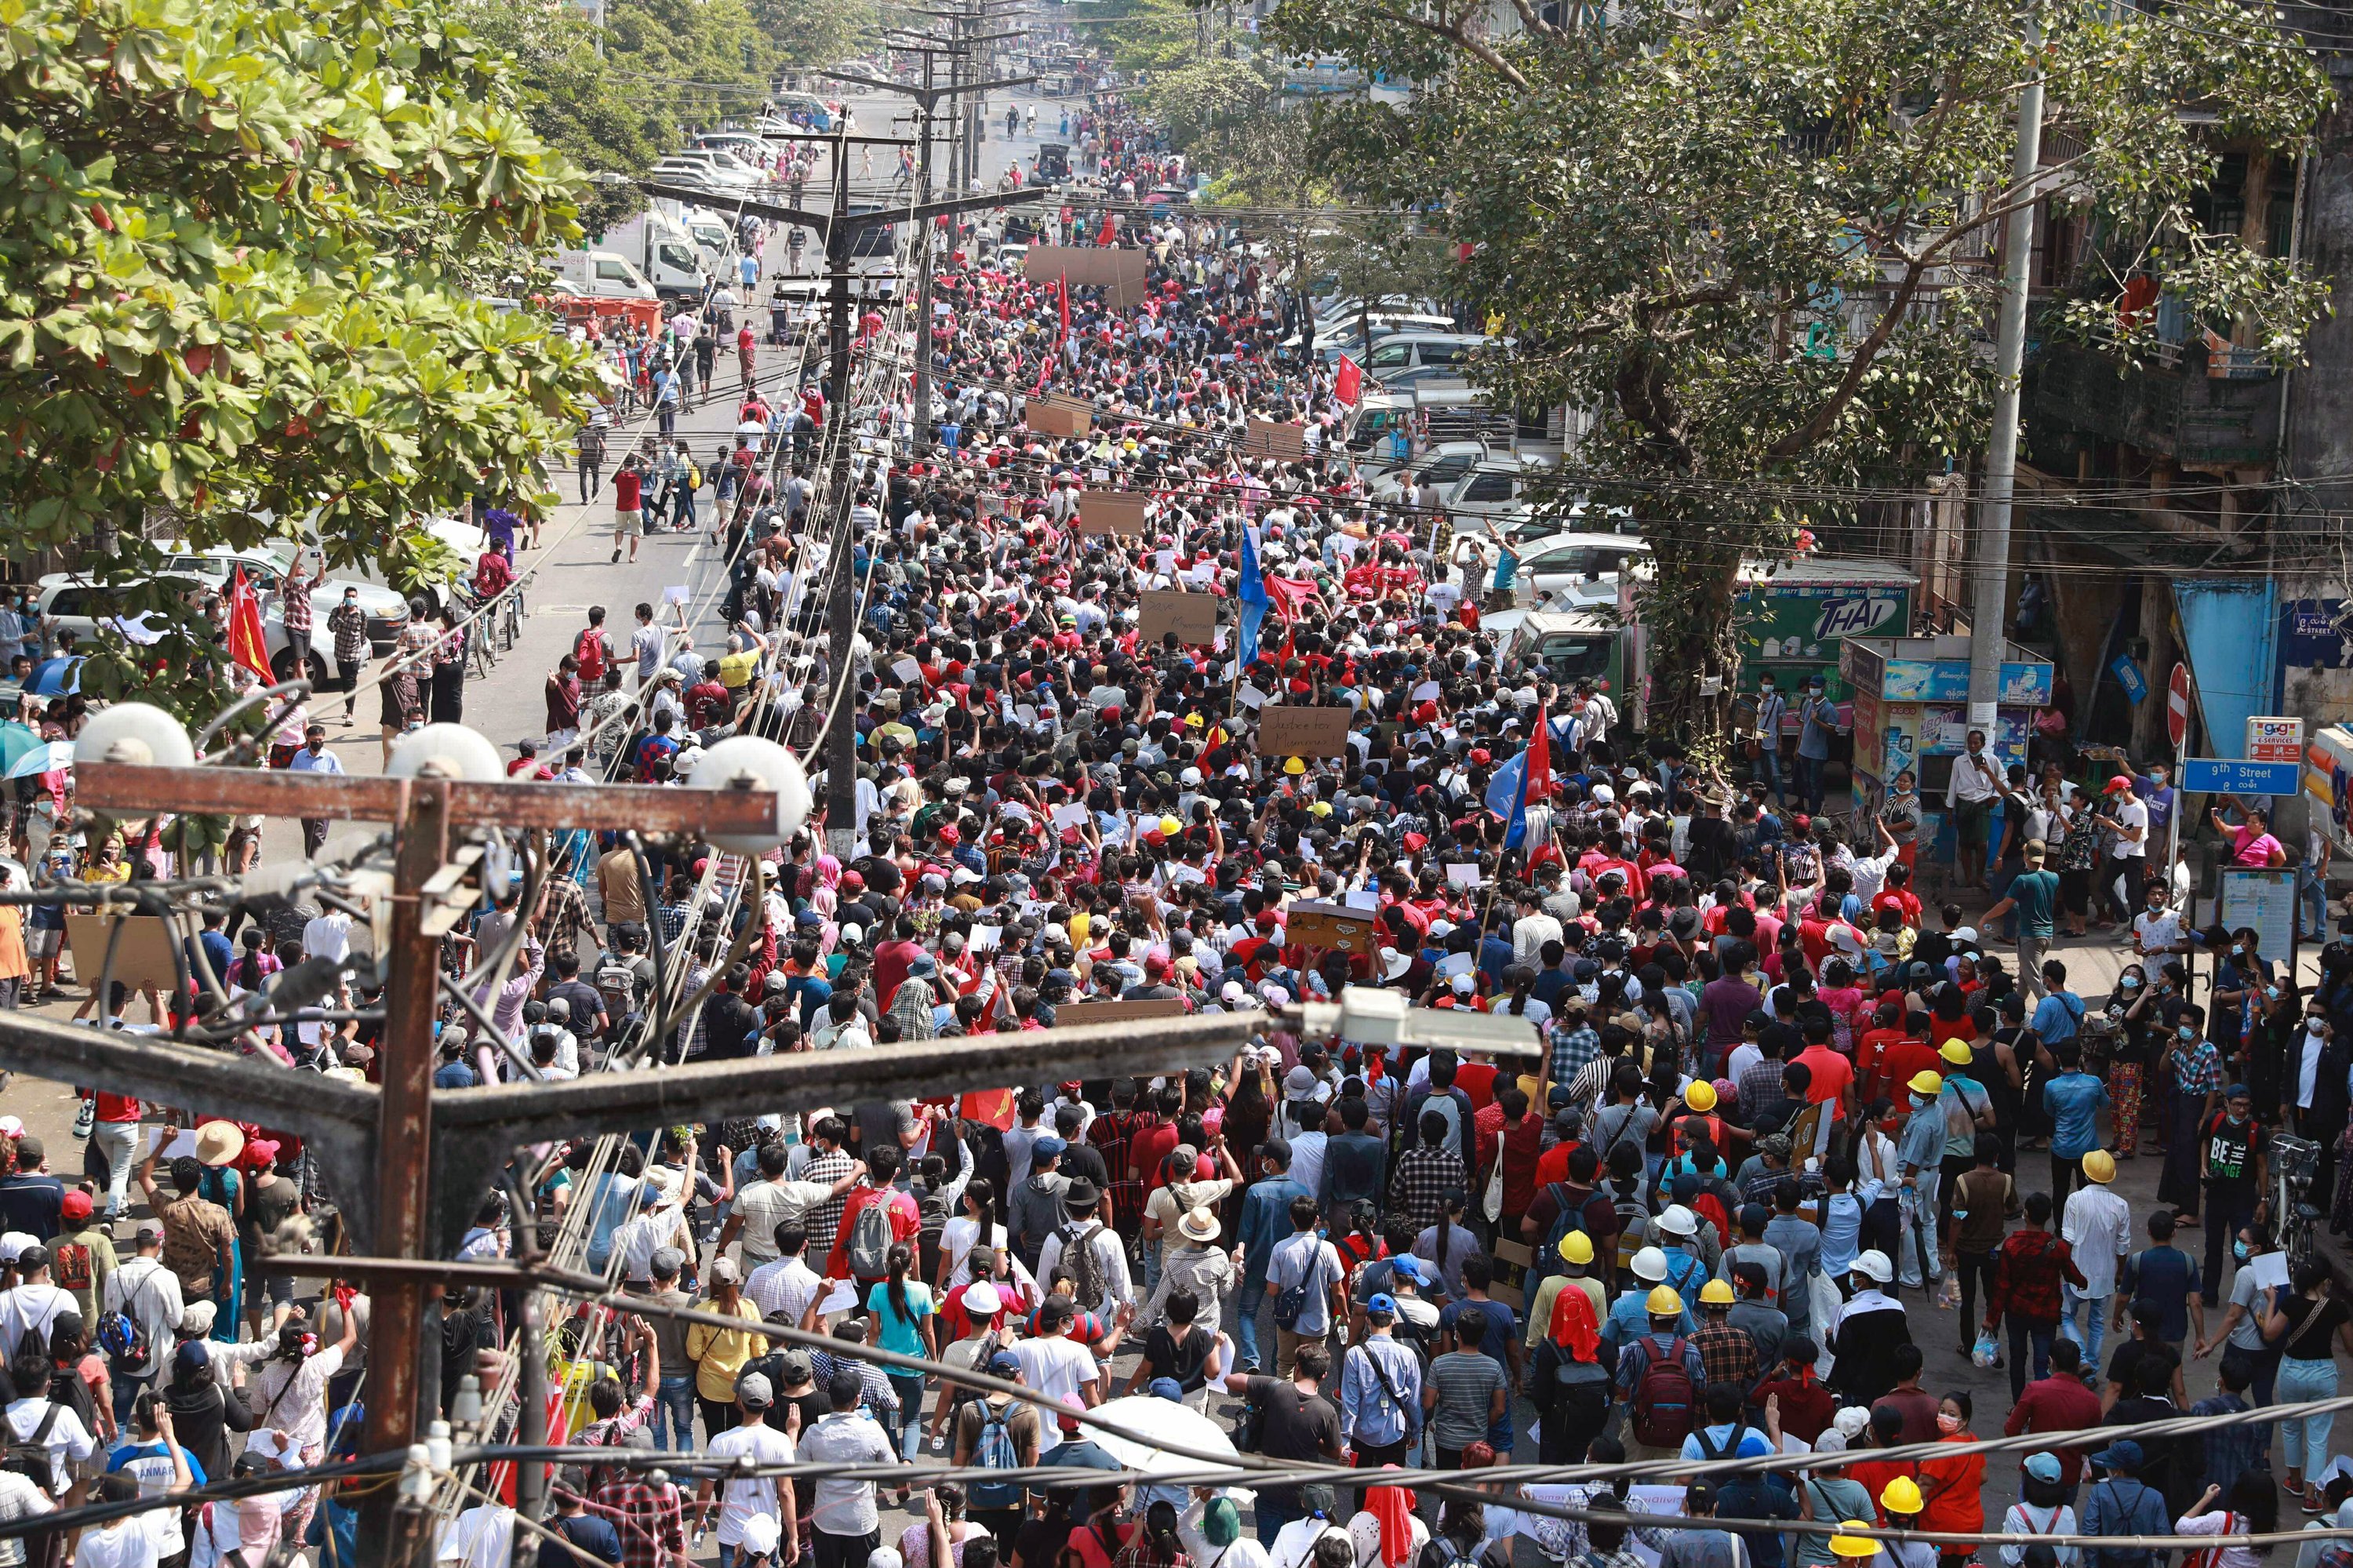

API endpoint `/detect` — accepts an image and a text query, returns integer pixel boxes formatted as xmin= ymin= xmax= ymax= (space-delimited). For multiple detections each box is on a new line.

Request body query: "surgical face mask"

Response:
xmin=1936 ymin=1413 xmax=1964 ymax=1435
xmin=2234 ymin=1240 xmax=2252 ymax=1263
xmin=2179 ymin=1025 xmax=2196 ymax=1042
xmin=2122 ymin=977 xmax=2140 ymax=990
xmin=2267 ymin=986 xmax=2282 ymax=1000
xmin=1909 ymin=1093 xmax=1927 ymax=1111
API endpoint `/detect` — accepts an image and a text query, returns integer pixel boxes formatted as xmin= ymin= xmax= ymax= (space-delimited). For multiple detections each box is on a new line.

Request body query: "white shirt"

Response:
xmin=435 ymin=1504 xmax=515 ymax=1568
xmin=1037 ymin=1224 xmax=1134 ymax=1320
xmin=1009 ymin=1334 xmax=1100 ymax=1428
xmin=0 ymin=1283 xmax=74 ymax=1360
xmin=71 ymin=1511 xmax=175 ymax=1568
xmin=4 ymin=1396 xmax=94 ymax=1494
xmin=1269 ymin=1518 xmax=1353 ymax=1568
xmin=301 ymin=911 xmax=353 ymax=964
xmin=2133 ymin=910 xmax=2184 ymax=954
xmin=0 ymin=1470 xmax=52 ymax=1568
xmin=101 ymin=1260 xmax=183 ymax=1382
xmin=704 ymin=1422 xmax=795 ymax=1544
xmin=2060 ymin=1184 xmax=2133 ymax=1297
xmin=2110 ymin=798 xmax=2150 ymax=859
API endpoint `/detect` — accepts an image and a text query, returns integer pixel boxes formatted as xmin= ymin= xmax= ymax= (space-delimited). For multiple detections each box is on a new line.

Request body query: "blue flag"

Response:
xmin=1236 ymin=523 xmax=1270 ymax=670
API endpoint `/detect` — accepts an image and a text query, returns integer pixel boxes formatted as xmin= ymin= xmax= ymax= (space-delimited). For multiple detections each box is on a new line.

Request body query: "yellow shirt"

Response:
xmin=683 ymin=1297 xmax=768 ymax=1401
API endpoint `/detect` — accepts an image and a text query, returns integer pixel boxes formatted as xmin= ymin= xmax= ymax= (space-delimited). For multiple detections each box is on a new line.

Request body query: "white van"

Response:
xmin=554 ymin=250 xmax=656 ymax=301
xmin=1363 ymin=332 xmax=1485 ymax=387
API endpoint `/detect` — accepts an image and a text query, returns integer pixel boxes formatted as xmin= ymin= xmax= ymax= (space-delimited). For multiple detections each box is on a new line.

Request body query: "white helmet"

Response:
xmin=1657 ymin=1204 xmax=1700 ymax=1239
xmin=1630 ymin=1246 xmax=1669 ymax=1282
xmin=1850 ymin=1249 xmax=1895 ymax=1284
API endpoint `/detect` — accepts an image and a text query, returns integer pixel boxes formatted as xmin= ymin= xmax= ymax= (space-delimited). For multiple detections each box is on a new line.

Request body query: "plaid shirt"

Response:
xmin=280 ymin=573 xmax=313 ymax=635
xmin=1987 ymin=1229 xmax=2086 ymax=1323
xmin=585 ymin=1475 xmax=686 ymax=1568
xmin=799 ymin=1147 xmax=856 ymax=1257
xmin=809 ymin=1346 xmax=900 ymax=1413
xmin=1089 ymin=1110 xmax=1144 ymax=1238
xmin=1551 ymin=1024 xmax=1602 ymax=1087
xmin=1737 ymin=1058 xmax=1787 ymax=1119
xmin=537 ymin=875 xmax=596 ymax=970
xmin=2169 ymin=1038 xmax=2224 ymax=1095
xmin=2191 ymin=1393 xmax=2269 ymax=1491
xmin=1693 ymin=1321 xmax=1758 ymax=1392
xmin=1387 ymin=1144 xmax=1467 ymax=1234
xmin=327 ymin=600 xmax=369 ymax=663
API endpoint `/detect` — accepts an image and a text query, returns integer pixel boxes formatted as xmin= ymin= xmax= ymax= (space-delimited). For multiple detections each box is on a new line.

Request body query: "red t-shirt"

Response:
xmin=1794 ymin=1045 xmax=1853 ymax=1119
xmin=613 ymin=470 xmax=642 ymax=511
xmin=825 ymin=1185 xmax=921 ymax=1280
xmin=1878 ymin=1038 xmax=1944 ymax=1102
xmin=1871 ymin=890 xmax=1924 ymax=928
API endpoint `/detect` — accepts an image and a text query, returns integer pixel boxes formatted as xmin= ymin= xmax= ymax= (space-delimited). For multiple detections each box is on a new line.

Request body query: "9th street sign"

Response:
xmin=2183 ymin=757 xmax=2301 ymax=795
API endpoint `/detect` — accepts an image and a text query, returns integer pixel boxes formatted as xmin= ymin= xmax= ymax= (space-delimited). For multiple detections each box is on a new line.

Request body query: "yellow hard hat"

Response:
xmin=2083 ymin=1148 xmax=2118 ymax=1184
xmin=1283 ymin=756 xmax=1306 ymax=776
xmin=1699 ymin=1279 xmax=1736 ymax=1307
xmin=1645 ymin=1285 xmax=1683 ymax=1317
xmin=1685 ymin=1081 xmax=1718 ymax=1113
xmin=1879 ymin=1477 xmax=1924 ymax=1516
xmin=1310 ymin=800 xmax=1333 ymax=817
xmin=1158 ymin=814 xmax=1182 ymax=835
xmin=1907 ymin=1070 xmax=1944 ymax=1097
xmin=1829 ymin=1525 xmax=1880 ymax=1559
xmin=1939 ymin=1039 xmax=1973 ymax=1065
xmin=1558 ymin=1231 xmax=1595 ymax=1266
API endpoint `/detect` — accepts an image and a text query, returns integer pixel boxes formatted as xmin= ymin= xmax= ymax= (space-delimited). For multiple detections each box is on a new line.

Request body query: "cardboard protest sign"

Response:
xmin=1024 ymin=396 xmax=1093 ymax=437
xmin=1023 ymin=246 xmax=1149 ymax=309
xmin=1055 ymin=997 xmax=1189 ymax=1024
xmin=1258 ymin=705 xmax=1351 ymax=758
xmin=65 ymin=915 xmax=181 ymax=993
xmin=1078 ymin=492 xmax=1151 ymax=535
xmin=1243 ymin=419 xmax=1305 ymax=459
xmin=1138 ymin=591 xmax=1218 ymax=645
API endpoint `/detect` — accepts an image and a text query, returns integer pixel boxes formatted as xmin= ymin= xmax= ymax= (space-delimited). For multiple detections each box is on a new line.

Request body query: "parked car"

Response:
xmin=1486 ymin=532 xmax=1653 ymax=605
xmin=1363 ymin=332 xmax=1486 ymax=386
xmin=1442 ymin=457 xmax=1558 ymax=526
xmin=153 ymin=543 xmax=413 ymax=653
xmin=1370 ymin=442 xmax=1492 ymax=504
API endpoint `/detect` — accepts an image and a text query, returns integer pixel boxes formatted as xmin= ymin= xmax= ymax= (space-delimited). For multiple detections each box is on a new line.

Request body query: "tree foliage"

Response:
xmin=1269 ymin=0 xmax=2331 ymax=752
xmin=0 ymin=0 xmax=608 ymax=717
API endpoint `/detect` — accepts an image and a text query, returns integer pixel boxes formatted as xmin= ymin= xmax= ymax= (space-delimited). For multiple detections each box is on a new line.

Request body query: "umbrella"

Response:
xmin=0 ymin=723 xmax=38 ymax=773
xmin=5 ymin=742 xmax=71 ymax=780
xmin=26 ymin=657 xmax=79 ymax=697
xmin=1082 ymin=1395 xmax=1241 ymax=1479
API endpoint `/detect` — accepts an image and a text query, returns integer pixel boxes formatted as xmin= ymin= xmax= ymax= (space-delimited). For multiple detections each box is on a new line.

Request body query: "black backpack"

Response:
xmin=4 ymin=1402 xmax=58 ymax=1488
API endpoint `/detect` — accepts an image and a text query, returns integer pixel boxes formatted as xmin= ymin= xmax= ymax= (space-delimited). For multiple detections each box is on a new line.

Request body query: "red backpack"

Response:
xmin=1630 ymin=1337 xmax=1698 ymax=1449
xmin=573 ymin=627 xmax=607 ymax=683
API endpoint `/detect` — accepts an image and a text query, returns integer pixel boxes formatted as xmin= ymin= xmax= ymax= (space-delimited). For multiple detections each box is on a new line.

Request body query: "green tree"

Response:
xmin=0 ymin=0 xmax=606 ymax=718
xmin=1269 ymin=0 xmax=2329 ymax=755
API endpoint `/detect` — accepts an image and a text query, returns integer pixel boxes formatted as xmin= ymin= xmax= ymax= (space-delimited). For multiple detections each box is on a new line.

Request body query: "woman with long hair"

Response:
xmin=2176 ymin=1470 xmax=2279 ymax=1568
xmin=867 ymin=1241 xmax=937 ymax=1458
xmin=1111 ymin=1500 xmax=1188 ymax=1568
xmin=215 ymin=1306 xmax=360 ymax=1543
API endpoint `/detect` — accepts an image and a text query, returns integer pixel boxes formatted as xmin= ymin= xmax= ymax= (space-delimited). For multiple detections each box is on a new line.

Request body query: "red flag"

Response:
xmin=226 ymin=566 xmax=273 ymax=683
xmin=1059 ymin=276 xmax=1071 ymax=337
xmin=1335 ymin=355 xmax=1363 ymax=407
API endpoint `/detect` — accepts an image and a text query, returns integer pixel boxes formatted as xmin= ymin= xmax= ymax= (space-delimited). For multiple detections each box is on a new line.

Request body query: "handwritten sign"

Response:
xmin=1138 ymin=591 xmax=1218 ymax=646
xmin=1257 ymin=704 xmax=1351 ymax=758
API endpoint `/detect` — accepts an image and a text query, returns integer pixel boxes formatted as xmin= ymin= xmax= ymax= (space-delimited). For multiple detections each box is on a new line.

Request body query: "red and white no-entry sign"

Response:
xmin=2167 ymin=664 xmax=2191 ymax=749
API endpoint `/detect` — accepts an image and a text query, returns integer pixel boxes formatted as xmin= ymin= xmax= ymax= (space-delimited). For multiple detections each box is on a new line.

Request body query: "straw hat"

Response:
xmin=193 ymin=1122 xmax=245 ymax=1168
xmin=1178 ymin=1205 xmax=1221 ymax=1243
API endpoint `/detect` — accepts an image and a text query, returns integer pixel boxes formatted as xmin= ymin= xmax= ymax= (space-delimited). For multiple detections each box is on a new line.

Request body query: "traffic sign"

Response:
xmin=2183 ymin=757 xmax=2300 ymax=795
xmin=2167 ymin=664 xmax=2191 ymax=748
xmin=2247 ymin=715 xmax=2304 ymax=764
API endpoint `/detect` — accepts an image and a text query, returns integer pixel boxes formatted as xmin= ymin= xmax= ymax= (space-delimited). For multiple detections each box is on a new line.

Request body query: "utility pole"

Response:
xmin=822 ymin=53 xmax=1035 ymax=456
xmin=696 ymin=140 xmax=1045 ymax=857
xmin=1964 ymin=4 xmax=2045 ymax=733
xmin=824 ymin=121 xmax=860 ymax=860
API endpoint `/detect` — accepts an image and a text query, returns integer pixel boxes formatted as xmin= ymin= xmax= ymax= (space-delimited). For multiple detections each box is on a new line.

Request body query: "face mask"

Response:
xmin=2122 ymin=977 xmax=2140 ymax=990
xmin=2179 ymin=1026 xmax=2195 ymax=1042
xmin=2267 ymin=986 xmax=2282 ymax=999
xmin=1936 ymin=1413 xmax=1964 ymax=1435
xmin=1909 ymin=1094 xmax=1927 ymax=1111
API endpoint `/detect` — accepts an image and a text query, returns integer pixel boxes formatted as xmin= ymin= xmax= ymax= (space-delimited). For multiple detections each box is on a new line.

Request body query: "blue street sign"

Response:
xmin=2183 ymin=758 xmax=2301 ymax=795
xmin=2111 ymin=654 xmax=2148 ymax=705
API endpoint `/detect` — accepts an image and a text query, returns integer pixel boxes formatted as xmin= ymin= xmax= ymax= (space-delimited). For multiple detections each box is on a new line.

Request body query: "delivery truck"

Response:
xmin=564 ymin=207 xmax=708 ymax=302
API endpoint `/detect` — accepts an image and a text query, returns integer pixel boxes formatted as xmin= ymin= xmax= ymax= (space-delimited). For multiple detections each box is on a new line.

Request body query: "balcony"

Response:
xmin=2026 ymin=340 xmax=2278 ymax=467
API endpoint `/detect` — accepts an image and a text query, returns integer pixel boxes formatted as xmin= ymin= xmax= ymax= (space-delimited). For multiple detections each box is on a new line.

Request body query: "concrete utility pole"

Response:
xmin=693 ymin=145 xmax=1045 ymax=856
xmin=1964 ymin=3 xmax=2045 ymax=732
xmin=821 ymin=54 xmax=1038 ymax=455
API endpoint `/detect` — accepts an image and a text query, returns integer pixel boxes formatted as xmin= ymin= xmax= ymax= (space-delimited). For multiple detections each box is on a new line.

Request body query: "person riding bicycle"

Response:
xmin=472 ymin=547 xmax=515 ymax=603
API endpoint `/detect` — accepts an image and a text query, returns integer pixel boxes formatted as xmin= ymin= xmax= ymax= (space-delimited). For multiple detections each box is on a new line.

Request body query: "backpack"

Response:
xmin=573 ymin=628 xmax=607 ymax=682
xmin=44 ymin=1366 xmax=94 ymax=1438
xmin=1270 ymin=1238 xmax=1322 ymax=1330
xmin=3 ymin=1402 xmax=57 ymax=1490
xmin=968 ymin=1402 xmax=1024 ymax=1509
xmin=1528 ymin=1183 xmax=1592 ymax=1291
xmin=1628 ymin=1337 xmax=1697 ymax=1449
xmin=846 ymin=1191 xmax=896 ymax=1280
xmin=1061 ymin=1221 xmax=1107 ymax=1308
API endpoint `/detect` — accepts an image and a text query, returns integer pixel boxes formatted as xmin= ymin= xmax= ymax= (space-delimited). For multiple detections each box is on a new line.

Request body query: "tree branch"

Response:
xmin=1368 ymin=7 xmax=1532 ymax=89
